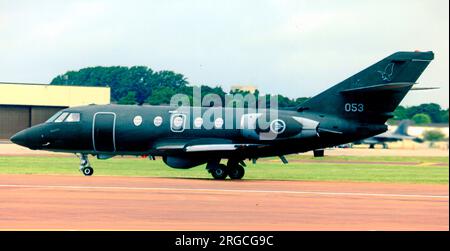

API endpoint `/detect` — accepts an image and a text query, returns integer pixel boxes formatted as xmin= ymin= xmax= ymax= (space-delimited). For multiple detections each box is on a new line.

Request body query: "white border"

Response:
xmin=170 ymin=113 xmax=187 ymax=133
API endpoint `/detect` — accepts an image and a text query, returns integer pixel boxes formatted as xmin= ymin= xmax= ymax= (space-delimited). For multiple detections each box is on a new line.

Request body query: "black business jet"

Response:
xmin=10 ymin=51 xmax=434 ymax=179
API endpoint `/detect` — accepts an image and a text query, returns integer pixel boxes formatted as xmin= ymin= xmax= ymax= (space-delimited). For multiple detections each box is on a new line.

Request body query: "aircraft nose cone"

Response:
xmin=10 ymin=130 xmax=28 ymax=147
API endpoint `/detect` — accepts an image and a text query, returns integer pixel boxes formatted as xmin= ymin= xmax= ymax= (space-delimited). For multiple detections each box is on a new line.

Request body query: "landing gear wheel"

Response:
xmin=210 ymin=164 xmax=228 ymax=180
xmin=313 ymin=149 xmax=325 ymax=157
xmin=81 ymin=166 xmax=94 ymax=176
xmin=228 ymin=164 xmax=245 ymax=180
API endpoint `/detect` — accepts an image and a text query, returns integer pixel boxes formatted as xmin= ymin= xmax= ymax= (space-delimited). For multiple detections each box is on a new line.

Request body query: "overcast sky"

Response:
xmin=0 ymin=0 xmax=448 ymax=107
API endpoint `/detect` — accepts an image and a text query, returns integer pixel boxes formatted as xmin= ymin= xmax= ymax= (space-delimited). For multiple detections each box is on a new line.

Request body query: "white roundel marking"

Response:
xmin=214 ymin=118 xmax=224 ymax=129
xmin=194 ymin=117 xmax=203 ymax=128
xmin=173 ymin=116 xmax=184 ymax=128
xmin=133 ymin=116 xmax=143 ymax=126
xmin=154 ymin=116 xmax=163 ymax=127
xmin=270 ymin=119 xmax=286 ymax=134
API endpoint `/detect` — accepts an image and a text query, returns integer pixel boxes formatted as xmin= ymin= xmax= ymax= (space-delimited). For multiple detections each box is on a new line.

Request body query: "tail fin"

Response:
xmin=394 ymin=120 xmax=411 ymax=135
xmin=298 ymin=51 xmax=434 ymax=124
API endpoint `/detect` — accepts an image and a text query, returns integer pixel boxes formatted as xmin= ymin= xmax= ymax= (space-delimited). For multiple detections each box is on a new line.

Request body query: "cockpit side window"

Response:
xmin=64 ymin=113 xmax=81 ymax=122
xmin=46 ymin=111 xmax=63 ymax=123
xmin=54 ymin=112 xmax=69 ymax=123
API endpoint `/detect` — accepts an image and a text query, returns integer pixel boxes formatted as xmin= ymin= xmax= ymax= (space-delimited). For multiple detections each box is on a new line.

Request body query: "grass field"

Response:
xmin=0 ymin=155 xmax=447 ymax=184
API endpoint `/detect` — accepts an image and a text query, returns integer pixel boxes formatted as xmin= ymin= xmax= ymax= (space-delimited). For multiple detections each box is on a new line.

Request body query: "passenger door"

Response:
xmin=93 ymin=112 xmax=116 ymax=152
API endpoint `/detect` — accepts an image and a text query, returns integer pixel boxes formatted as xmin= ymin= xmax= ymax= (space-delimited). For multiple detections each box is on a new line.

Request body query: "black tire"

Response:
xmin=313 ymin=149 xmax=324 ymax=157
xmin=82 ymin=166 xmax=94 ymax=176
xmin=211 ymin=164 xmax=228 ymax=180
xmin=228 ymin=164 xmax=245 ymax=180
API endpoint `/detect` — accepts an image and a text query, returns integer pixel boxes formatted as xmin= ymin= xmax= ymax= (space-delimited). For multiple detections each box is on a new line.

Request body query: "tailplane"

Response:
xmin=298 ymin=51 xmax=434 ymax=124
xmin=394 ymin=120 xmax=411 ymax=136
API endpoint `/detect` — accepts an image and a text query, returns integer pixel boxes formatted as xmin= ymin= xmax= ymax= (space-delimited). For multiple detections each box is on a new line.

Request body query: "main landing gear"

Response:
xmin=207 ymin=159 xmax=246 ymax=180
xmin=78 ymin=154 xmax=94 ymax=176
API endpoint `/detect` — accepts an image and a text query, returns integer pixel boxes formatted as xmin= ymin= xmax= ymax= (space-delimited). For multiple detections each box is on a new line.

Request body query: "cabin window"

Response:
xmin=54 ymin=112 xmax=69 ymax=123
xmin=65 ymin=113 xmax=81 ymax=122
xmin=170 ymin=114 xmax=186 ymax=132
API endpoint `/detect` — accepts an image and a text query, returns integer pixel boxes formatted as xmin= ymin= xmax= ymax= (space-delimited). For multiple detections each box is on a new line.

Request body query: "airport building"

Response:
xmin=230 ymin=85 xmax=258 ymax=94
xmin=0 ymin=82 xmax=110 ymax=139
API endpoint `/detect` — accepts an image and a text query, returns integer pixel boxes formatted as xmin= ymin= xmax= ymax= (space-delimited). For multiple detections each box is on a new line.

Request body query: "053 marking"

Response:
xmin=344 ymin=103 xmax=364 ymax=112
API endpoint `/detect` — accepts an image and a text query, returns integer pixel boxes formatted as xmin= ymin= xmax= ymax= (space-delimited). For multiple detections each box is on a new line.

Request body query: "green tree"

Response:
xmin=423 ymin=130 xmax=446 ymax=142
xmin=391 ymin=103 xmax=449 ymax=123
xmin=406 ymin=103 xmax=443 ymax=123
xmin=50 ymin=66 xmax=188 ymax=104
xmin=295 ymin=97 xmax=309 ymax=106
xmin=118 ymin=91 xmax=137 ymax=105
xmin=201 ymin=85 xmax=227 ymax=106
xmin=153 ymin=70 xmax=188 ymax=89
xmin=423 ymin=130 xmax=446 ymax=147
xmin=275 ymin=95 xmax=297 ymax=108
xmin=440 ymin=109 xmax=449 ymax=123
xmin=393 ymin=105 xmax=409 ymax=120
xmin=412 ymin=113 xmax=432 ymax=125
xmin=146 ymin=87 xmax=177 ymax=105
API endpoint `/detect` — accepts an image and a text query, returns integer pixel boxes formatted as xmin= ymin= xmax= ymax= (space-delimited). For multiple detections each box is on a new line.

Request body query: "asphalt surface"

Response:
xmin=0 ymin=175 xmax=448 ymax=230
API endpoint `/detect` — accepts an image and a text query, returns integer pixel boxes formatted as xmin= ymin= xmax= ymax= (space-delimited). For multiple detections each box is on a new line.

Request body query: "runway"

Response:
xmin=0 ymin=174 xmax=448 ymax=230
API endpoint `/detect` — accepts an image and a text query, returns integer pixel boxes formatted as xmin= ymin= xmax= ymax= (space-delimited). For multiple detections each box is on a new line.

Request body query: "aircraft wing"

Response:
xmin=368 ymin=135 xmax=405 ymax=143
xmin=389 ymin=134 xmax=424 ymax=143
xmin=365 ymin=134 xmax=422 ymax=144
xmin=153 ymin=139 xmax=268 ymax=153
xmin=185 ymin=143 xmax=266 ymax=152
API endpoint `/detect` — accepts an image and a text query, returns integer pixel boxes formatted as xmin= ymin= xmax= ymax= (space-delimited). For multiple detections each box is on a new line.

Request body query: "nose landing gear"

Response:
xmin=77 ymin=154 xmax=94 ymax=176
xmin=81 ymin=166 xmax=94 ymax=176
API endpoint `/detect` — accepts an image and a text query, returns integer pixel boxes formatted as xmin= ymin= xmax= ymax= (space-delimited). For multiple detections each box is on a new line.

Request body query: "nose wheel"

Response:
xmin=81 ymin=166 xmax=94 ymax=176
xmin=77 ymin=154 xmax=94 ymax=176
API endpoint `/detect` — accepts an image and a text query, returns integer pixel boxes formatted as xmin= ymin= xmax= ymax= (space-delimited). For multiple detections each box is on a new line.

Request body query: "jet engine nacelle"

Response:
xmin=240 ymin=114 xmax=319 ymax=141
xmin=162 ymin=156 xmax=207 ymax=169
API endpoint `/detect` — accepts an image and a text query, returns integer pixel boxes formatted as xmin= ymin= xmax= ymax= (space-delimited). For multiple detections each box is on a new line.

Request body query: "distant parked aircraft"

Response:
xmin=353 ymin=120 xmax=424 ymax=149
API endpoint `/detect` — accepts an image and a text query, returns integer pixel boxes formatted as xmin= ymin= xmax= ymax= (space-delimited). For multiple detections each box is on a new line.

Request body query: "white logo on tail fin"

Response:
xmin=378 ymin=63 xmax=395 ymax=81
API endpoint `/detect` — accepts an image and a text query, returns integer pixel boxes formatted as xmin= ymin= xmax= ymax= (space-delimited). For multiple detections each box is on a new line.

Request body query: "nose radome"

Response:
xmin=10 ymin=130 xmax=28 ymax=147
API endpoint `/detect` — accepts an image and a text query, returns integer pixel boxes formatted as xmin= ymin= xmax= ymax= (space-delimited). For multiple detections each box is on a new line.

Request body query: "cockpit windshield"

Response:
xmin=46 ymin=111 xmax=81 ymax=123
xmin=46 ymin=111 xmax=63 ymax=123
xmin=65 ymin=113 xmax=81 ymax=122
xmin=54 ymin=112 xmax=69 ymax=123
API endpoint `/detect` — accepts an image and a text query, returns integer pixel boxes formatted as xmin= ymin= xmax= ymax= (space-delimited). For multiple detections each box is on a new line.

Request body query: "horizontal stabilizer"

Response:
xmin=340 ymin=82 xmax=415 ymax=95
xmin=411 ymin=87 xmax=440 ymax=91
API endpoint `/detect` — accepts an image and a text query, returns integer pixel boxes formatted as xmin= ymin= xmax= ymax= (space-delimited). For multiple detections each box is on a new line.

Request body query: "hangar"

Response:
xmin=0 ymin=82 xmax=110 ymax=139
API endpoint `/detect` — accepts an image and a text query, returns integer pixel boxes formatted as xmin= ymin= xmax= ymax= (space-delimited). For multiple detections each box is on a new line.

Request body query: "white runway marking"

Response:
xmin=0 ymin=184 xmax=448 ymax=199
